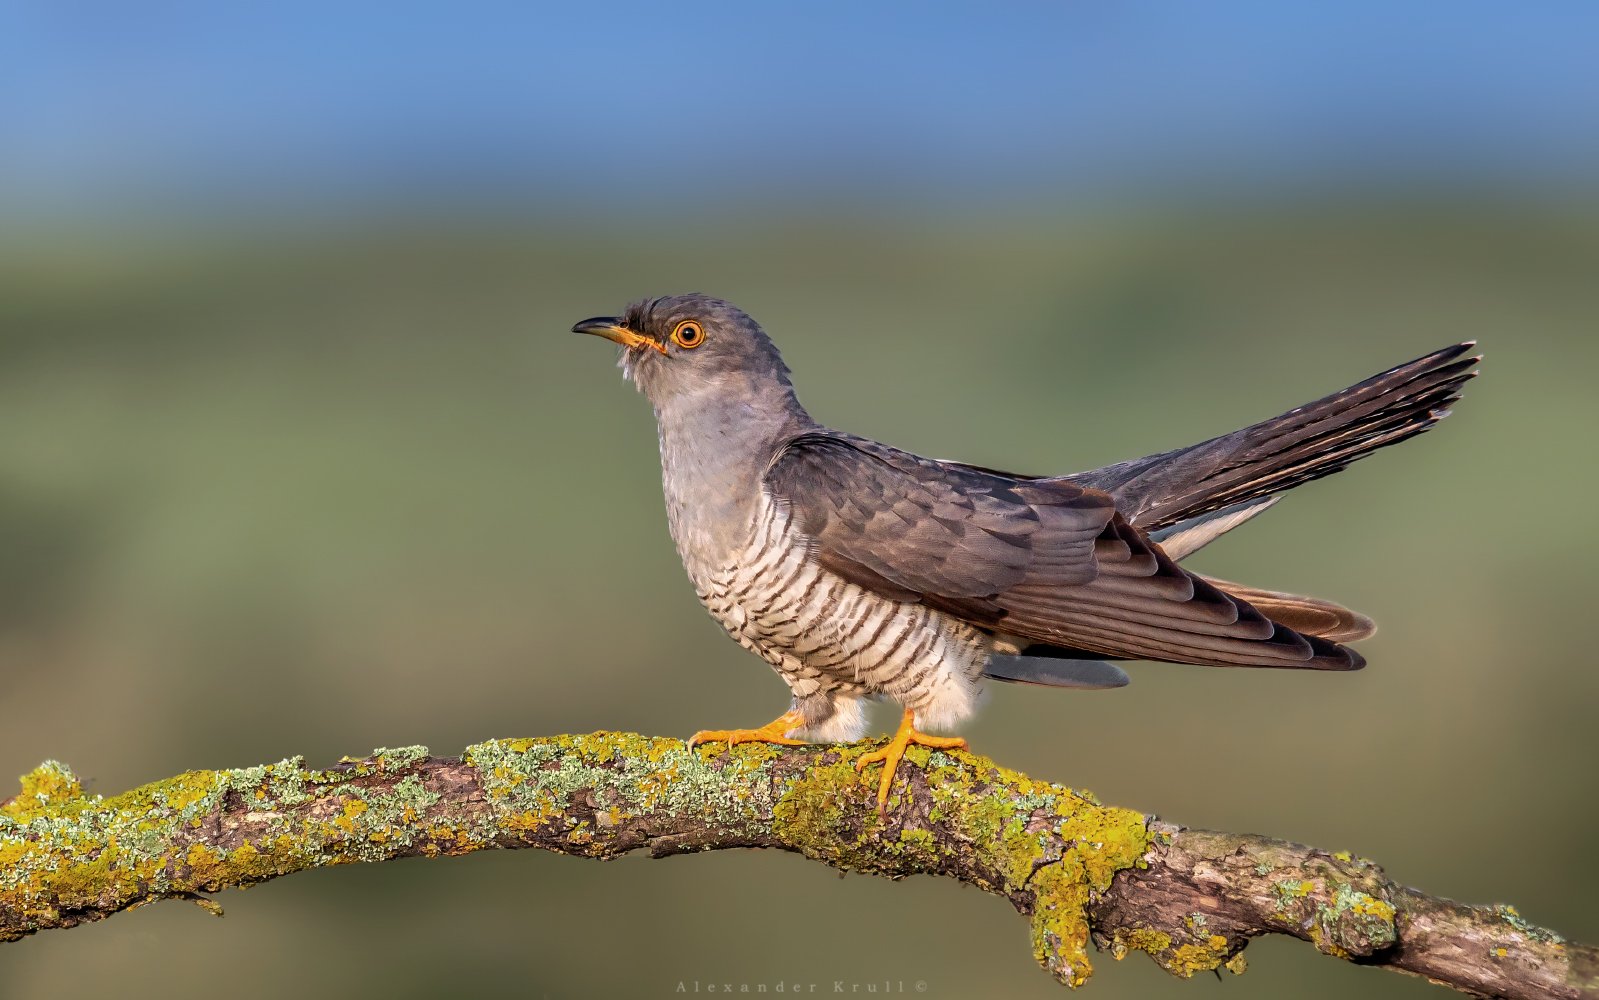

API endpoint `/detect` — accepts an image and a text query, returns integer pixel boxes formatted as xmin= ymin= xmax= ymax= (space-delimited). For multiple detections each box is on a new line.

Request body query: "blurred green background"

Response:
xmin=4 ymin=4 xmax=1599 ymax=999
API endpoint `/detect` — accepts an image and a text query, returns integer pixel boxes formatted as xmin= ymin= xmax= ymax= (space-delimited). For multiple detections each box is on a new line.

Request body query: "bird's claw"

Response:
xmin=855 ymin=710 xmax=967 ymax=815
xmin=688 ymin=710 xmax=808 ymax=751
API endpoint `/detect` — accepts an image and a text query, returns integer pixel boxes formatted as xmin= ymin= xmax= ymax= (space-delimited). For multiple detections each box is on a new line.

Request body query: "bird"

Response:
xmin=574 ymin=294 xmax=1478 ymax=811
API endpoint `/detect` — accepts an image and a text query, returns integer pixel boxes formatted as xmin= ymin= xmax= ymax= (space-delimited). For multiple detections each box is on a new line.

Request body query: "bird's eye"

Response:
xmin=671 ymin=320 xmax=705 ymax=349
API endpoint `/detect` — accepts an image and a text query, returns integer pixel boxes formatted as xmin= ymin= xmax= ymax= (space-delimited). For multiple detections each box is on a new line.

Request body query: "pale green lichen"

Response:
xmin=463 ymin=731 xmax=774 ymax=853
xmin=4 ymin=734 xmax=1152 ymax=987
xmin=0 ymin=750 xmax=439 ymax=940
xmin=1496 ymin=904 xmax=1566 ymax=945
xmin=1309 ymin=881 xmax=1397 ymax=957
xmin=1262 ymin=863 xmax=1397 ymax=960
xmin=9 ymin=733 xmax=1588 ymax=992
xmin=770 ymin=746 xmax=880 ymax=869
xmin=1273 ymin=877 xmax=1316 ymax=904
xmin=764 ymin=740 xmax=1151 ymax=988
xmin=372 ymin=746 xmax=430 ymax=772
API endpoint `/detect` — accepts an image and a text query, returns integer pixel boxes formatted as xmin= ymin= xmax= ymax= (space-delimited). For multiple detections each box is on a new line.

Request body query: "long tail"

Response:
xmin=1067 ymin=342 xmax=1480 ymax=532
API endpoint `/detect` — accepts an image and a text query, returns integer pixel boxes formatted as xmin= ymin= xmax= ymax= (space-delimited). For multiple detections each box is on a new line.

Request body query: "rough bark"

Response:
xmin=1 ymin=734 xmax=1591 ymax=998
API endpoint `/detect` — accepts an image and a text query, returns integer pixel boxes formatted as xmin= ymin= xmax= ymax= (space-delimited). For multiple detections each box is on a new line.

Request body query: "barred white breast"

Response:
xmin=680 ymin=492 xmax=992 ymax=742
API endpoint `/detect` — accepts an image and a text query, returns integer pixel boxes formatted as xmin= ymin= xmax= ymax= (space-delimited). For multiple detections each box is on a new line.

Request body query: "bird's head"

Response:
xmin=573 ymin=294 xmax=797 ymax=413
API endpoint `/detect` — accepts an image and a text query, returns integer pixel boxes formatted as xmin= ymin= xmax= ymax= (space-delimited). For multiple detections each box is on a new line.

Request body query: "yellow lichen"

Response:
xmin=3 ymin=761 xmax=84 ymax=818
xmin=1308 ymin=924 xmax=1352 ymax=959
xmin=5 ymin=733 xmax=1155 ymax=986
xmin=762 ymin=745 xmax=1159 ymax=989
xmin=1165 ymin=934 xmax=1233 ymax=977
xmin=157 ymin=773 xmax=223 ymax=812
xmin=1030 ymin=864 xmax=1095 ymax=987
xmin=1109 ymin=927 xmax=1172 ymax=960
xmin=772 ymin=753 xmax=874 ymax=867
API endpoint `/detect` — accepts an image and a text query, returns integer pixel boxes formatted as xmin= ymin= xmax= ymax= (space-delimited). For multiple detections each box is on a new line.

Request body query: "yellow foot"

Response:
xmin=688 ymin=710 xmax=808 ymax=749
xmin=855 ymin=708 xmax=967 ymax=814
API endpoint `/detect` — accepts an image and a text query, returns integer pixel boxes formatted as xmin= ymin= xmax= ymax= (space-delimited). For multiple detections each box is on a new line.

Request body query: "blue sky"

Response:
xmin=3 ymin=2 xmax=1596 ymax=216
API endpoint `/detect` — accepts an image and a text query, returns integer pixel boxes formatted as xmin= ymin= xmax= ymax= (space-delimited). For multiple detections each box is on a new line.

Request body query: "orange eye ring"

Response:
xmin=671 ymin=320 xmax=705 ymax=349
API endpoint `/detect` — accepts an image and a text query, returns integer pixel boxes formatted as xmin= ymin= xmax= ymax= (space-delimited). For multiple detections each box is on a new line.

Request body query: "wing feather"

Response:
xmin=764 ymin=432 xmax=1363 ymax=670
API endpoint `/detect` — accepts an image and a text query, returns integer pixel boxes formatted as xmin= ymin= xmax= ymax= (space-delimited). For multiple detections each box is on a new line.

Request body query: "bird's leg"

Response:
xmin=688 ymin=709 xmax=808 ymax=749
xmin=854 ymin=708 xmax=967 ymax=813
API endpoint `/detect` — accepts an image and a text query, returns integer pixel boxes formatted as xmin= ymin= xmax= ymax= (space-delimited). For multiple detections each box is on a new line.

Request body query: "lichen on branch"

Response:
xmin=1 ymin=734 xmax=1593 ymax=999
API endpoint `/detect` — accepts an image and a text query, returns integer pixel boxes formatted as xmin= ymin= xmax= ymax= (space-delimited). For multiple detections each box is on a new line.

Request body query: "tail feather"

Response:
xmin=1202 ymin=577 xmax=1377 ymax=643
xmin=1151 ymin=497 xmax=1278 ymax=560
xmin=984 ymin=344 xmax=1476 ymax=676
xmin=1068 ymin=342 xmax=1480 ymax=532
xmin=983 ymin=655 xmax=1131 ymax=688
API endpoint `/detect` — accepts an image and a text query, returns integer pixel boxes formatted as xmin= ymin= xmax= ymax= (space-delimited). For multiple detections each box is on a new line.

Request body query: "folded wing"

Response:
xmin=765 ymin=432 xmax=1362 ymax=671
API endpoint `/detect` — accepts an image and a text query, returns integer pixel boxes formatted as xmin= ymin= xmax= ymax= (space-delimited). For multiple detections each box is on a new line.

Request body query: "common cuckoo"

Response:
xmin=575 ymin=295 xmax=1477 ymax=809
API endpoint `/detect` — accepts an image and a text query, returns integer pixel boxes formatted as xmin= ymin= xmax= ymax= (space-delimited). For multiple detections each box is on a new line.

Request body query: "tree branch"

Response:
xmin=2 ymin=734 xmax=1592 ymax=998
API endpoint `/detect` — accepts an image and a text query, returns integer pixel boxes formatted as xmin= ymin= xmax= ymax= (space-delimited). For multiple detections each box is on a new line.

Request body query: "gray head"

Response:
xmin=573 ymin=294 xmax=805 ymax=421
